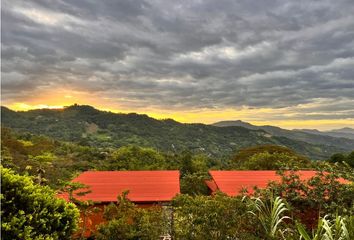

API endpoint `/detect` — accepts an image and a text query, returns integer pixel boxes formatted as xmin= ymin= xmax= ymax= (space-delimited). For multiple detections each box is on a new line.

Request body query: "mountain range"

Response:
xmin=213 ymin=120 xmax=354 ymax=147
xmin=1 ymin=105 xmax=353 ymax=160
xmin=294 ymin=128 xmax=354 ymax=140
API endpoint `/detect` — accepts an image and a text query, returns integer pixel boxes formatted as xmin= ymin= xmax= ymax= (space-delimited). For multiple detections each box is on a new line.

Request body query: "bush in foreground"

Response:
xmin=172 ymin=193 xmax=259 ymax=239
xmin=1 ymin=167 xmax=79 ymax=240
xmin=95 ymin=192 xmax=168 ymax=240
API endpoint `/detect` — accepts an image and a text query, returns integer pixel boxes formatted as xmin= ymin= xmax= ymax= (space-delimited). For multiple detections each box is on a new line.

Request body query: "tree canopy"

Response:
xmin=230 ymin=145 xmax=311 ymax=169
xmin=328 ymin=151 xmax=354 ymax=167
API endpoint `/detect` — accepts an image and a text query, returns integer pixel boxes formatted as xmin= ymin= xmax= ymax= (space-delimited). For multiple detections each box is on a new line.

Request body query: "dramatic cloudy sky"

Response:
xmin=2 ymin=0 xmax=354 ymax=129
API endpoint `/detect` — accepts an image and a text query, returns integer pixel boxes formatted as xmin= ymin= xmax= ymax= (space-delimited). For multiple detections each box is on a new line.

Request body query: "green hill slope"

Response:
xmin=213 ymin=121 xmax=354 ymax=152
xmin=1 ymin=105 xmax=347 ymax=159
xmin=297 ymin=128 xmax=354 ymax=140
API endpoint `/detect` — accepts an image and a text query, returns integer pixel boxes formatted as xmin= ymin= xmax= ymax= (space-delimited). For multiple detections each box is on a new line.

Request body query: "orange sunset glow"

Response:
xmin=4 ymin=97 xmax=354 ymax=131
xmin=2 ymin=0 xmax=354 ymax=132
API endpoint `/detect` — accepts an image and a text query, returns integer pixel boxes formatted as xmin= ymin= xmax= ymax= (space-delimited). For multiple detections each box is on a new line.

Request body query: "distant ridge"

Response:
xmin=212 ymin=120 xmax=257 ymax=129
xmin=213 ymin=120 xmax=354 ymax=150
xmin=330 ymin=127 xmax=354 ymax=134
xmin=1 ymin=105 xmax=353 ymax=160
xmin=297 ymin=128 xmax=354 ymax=140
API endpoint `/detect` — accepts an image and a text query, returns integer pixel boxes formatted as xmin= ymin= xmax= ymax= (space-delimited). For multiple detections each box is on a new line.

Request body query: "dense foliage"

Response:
xmin=230 ymin=145 xmax=311 ymax=169
xmin=254 ymin=170 xmax=354 ymax=229
xmin=104 ymin=145 xmax=167 ymax=170
xmin=1 ymin=127 xmax=106 ymax=188
xmin=1 ymin=167 xmax=79 ymax=240
xmin=1 ymin=111 xmax=353 ymax=240
xmin=328 ymin=151 xmax=354 ymax=167
xmin=245 ymin=196 xmax=354 ymax=240
xmin=1 ymin=127 xmax=219 ymax=194
xmin=296 ymin=215 xmax=354 ymax=240
xmin=172 ymin=193 xmax=258 ymax=239
xmin=213 ymin=121 xmax=354 ymax=152
xmin=246 ymin=196 xmax=290 ymax=239
xmin=95 ymin=193 xmax=169 ymax=240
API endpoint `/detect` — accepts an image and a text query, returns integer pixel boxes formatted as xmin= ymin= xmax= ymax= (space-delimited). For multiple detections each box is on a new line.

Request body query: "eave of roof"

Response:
xmin=205 ymin=179 xmax=219 ymax=192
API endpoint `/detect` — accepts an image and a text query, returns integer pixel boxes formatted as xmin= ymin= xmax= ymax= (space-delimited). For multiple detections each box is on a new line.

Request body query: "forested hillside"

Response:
xmin=213 ymin=120 xmax=354 ymax=150
xmin=2 ymin=108 xmax=353 ymax=240
xmin=2 ymin=125 xmax=354 ymax=240
xmin=298 ymin=128 xmax=354 ymax=140
xmin=1 ymin=105 xmax=348 ymax=160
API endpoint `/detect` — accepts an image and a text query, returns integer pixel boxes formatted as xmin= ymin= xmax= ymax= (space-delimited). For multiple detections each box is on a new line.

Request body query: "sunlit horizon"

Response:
xmin=2 ymin=1 xmax=354 ymax=132
xmin=3 ymin=101 xmax=354 ymax=131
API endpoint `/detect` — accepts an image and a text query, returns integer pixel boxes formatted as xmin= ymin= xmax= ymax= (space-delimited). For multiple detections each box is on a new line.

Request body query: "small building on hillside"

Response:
xmin=207 ymin=170 xmax=348 ymax=196
xmin=58 ymin=170 xmax=180 ymax=237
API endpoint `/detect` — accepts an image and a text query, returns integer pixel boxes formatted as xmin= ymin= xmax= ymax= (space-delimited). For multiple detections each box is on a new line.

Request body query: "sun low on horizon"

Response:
xmin=2 ymin=0 xmax=354 ymax=131
xmin=4 ymin=99 xmax=354 ymax=131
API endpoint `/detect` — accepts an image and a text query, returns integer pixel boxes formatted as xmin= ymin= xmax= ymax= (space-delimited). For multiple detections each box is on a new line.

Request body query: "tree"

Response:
xmin=1 ymin=146 xmax=16 ymax=169
xmin=59 ymin=181 xmax=100 ymax=239
xmin=230 ymin=145 xmax=311 ymax=170
xmin=329 ymin=153 xmax=347 ymax=164
xmin=345 ymin=151 xmax=354 ymax=167
xmin=95 ymin=192 xmax=168 ymax=240
xmin=180 ymin=172 xmax=210 ymax=195
xmin=255 ymin=170 xmax=354 ymax=229
xmin=1 ymin=167 xmax=79 ymax=240
xmin=172 ymin=193 xmax=258 ymax=239
xmin=242 ymin=152 xmax=303 ymax=170
xmin=328 ymin=152 xmax=354 ymax=168
xmin=104 ymin=146 xmax=167 ymax=170
xmin=28 ymin=152 xmax=56 ymax=185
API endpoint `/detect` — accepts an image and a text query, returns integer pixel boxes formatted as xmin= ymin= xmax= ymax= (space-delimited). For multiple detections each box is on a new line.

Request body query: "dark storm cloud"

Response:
xmin=2 ymin=0 xmax=354 ymax=120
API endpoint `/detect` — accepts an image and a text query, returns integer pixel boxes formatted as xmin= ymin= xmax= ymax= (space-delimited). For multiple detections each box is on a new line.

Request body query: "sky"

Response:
xmin=2 ymin=0 xmax=354 ymax=130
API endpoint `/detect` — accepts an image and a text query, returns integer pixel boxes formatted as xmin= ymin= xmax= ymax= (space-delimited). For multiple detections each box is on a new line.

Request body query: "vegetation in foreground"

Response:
xmin=1 ymin=126 xmax=353 ymax=239
xmin=1 ymin=167 xmax=79 ymax=240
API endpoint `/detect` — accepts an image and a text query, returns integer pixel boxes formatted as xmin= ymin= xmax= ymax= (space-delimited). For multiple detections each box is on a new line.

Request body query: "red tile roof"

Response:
xmin=208 ymin=170 xmax=349 ymax=196
xmin=205 ymin=179 xmax=218 ymax=192
xmin=58 ymin=171 xmax=180 ymax=202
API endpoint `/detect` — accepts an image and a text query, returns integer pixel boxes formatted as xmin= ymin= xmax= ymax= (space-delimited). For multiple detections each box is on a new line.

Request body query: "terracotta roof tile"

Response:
xmin=208 ymin=170 xmax=349 ymax=196
xmin=58 ymin=170 xmax=180 ymax=202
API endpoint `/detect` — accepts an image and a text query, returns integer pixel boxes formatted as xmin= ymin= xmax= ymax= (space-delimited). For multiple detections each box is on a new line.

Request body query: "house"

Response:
xmin=58 ymin=170 xmax=180 ymax=236
xmin=207 ymin=170 xmax=348 ymax=196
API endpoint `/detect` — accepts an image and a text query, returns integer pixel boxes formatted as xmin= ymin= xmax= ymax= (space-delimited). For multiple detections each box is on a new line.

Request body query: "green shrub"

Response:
xmin=296 ymin=215 xmax=353 ymax=240
xmin=95 ymin=192 xmax=168 ymax=240
xmin=246 ymin=196 xmax=290 ymax=239
xmin=172 ymin=193 xmax=259 ymax=239
xmin=1 ymin=167 xmax=79 ymax=240
xmin=230 ymin=145 xmax=311 ymax=170
xmin=255 ymin=170 xmax=354 ymax=228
